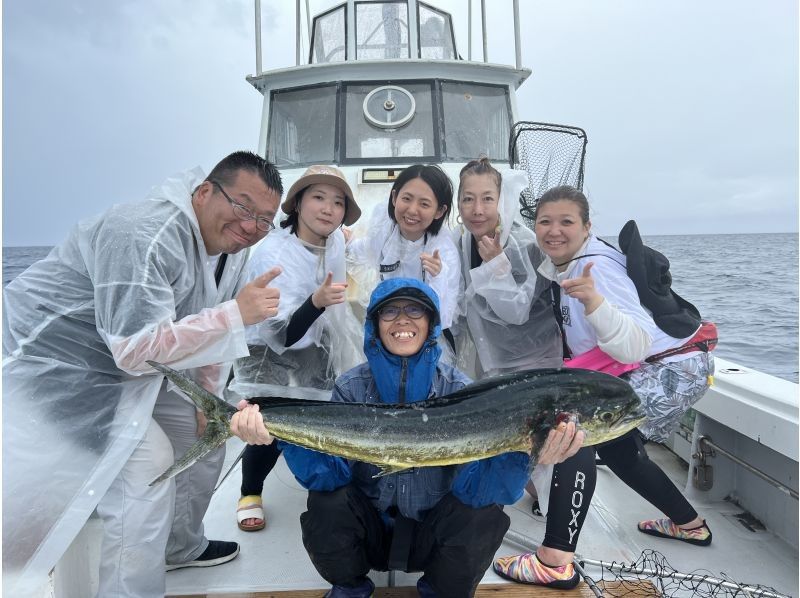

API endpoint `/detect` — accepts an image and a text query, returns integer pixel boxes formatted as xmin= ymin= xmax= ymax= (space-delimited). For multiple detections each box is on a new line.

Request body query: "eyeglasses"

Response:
xmin=209 ymin=179 xmax=275 ymax=233
xmin=377 ymin=303 xmax=429 ymax=322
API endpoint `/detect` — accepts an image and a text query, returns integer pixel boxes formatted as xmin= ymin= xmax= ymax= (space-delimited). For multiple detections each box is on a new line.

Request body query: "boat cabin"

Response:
xmin=247 ymin=0 xmax=529 ymax=213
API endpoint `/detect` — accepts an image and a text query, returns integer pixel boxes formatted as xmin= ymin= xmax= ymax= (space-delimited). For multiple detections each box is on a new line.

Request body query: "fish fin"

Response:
xmin=372 ymin=465 xmax=409 ymax=478
xmin=147 ymin=361 xmax=237 ymax=418
xmin=149 ymin=423 xmax=230 ymax=486
xmin=146 ymin=361 xmax=236 ymax=485
xmin=528 ymin=428 xmax=550 ymax=466
xmin=248 ymin=395 xmax=331 ymax=409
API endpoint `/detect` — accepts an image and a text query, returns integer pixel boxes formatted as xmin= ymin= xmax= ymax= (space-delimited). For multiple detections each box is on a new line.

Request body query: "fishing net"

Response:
xmin=577 ymin=549 xmax=791 ymax=598
xmin=507 ymin=121 xmax=588 ymax=229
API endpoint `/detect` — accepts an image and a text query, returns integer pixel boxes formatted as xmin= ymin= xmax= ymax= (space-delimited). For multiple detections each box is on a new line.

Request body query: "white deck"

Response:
xmin=163 ymin=438 xmax=798 ymax=597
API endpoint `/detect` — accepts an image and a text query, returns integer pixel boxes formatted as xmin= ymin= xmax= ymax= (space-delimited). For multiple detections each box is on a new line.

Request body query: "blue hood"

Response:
xmin=364 ymin=278 xmax=442 ymax=404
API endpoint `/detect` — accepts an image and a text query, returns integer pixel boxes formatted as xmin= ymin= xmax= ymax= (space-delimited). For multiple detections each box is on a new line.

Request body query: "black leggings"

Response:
xmin=240 ymin=442 xmax=282 ymax=496
xmin=300 ymin=485 xmax=509 ymax=598
xmin=542 ymin=447 xmax=597 ymax=552
xmin=596 ymin=430 xmax=698 ymax=525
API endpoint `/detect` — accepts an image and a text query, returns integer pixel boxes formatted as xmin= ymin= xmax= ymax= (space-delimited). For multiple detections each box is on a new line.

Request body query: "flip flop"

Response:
xmin=237 ymin=495 xmax=266 ymax=532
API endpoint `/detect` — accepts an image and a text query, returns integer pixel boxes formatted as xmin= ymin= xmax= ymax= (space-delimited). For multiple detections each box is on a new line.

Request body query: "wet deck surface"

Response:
xmin=165 ymin=438 xmax=797 ymax=597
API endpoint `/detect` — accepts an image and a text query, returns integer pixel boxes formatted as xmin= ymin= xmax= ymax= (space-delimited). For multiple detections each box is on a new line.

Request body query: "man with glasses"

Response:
xmin=3 ymin=151 xmax=283 ymax=597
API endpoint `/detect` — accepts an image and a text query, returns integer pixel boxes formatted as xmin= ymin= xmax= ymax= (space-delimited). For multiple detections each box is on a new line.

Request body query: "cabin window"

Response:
xmin=343 ymin=82 xmax=436 ymax=162
xmin=441 ymin=82 xmax=510 ymax=161
xmin=267 ymin=85 xmax=337 ymax=167
xmin=355 ymin=1 xmax=410 ymax=60
xmin=418 ymin=3 xmax=456 ymax=59
xmin=310 ymin=5 xmax=347 ymax=63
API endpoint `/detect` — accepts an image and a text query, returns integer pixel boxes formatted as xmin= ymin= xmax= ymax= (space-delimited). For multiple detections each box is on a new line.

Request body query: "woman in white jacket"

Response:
xmin=229 ymin=165 xmax=364 ymax=532
xmin=456 ymin=158 xmax=589 ymax=590
xmin=346 ymin=164 xmax=461 ymax=351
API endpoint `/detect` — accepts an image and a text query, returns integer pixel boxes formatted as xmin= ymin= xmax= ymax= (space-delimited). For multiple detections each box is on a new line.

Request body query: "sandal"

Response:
xmin=237 ymin=495 xmax=266 ymax=531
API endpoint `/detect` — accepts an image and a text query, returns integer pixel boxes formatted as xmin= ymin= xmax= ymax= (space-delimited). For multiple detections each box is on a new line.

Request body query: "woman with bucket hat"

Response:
xmin=228 ymin=164 xmax=365 ymax=532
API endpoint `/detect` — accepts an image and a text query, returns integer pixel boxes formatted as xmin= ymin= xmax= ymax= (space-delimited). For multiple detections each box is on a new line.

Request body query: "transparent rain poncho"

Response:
xmin=2 ymin=168 xmax=250 ymax=595
xmin=455 ymin=169 xmax=562 ymax=377
xmin=346 ymin=207 xmax=462 ymax=330
xmin=228 ymin=226 xmax=364 ymax=401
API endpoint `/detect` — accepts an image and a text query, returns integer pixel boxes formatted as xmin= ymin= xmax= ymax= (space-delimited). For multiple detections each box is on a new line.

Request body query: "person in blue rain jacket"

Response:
xmin=231 ymin=277 xmax=583 ymax=598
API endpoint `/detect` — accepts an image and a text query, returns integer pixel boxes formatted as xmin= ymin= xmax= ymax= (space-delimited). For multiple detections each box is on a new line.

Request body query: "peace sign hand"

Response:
xmin=560 ymin=262 xmax=604 ymax=314
xmin=311 ymin=272 xmax=348 ymax=308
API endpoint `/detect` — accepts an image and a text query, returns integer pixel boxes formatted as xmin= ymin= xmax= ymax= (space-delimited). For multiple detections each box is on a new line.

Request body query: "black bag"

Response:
xmin=617 ymin=220 xmax=702 ymax=339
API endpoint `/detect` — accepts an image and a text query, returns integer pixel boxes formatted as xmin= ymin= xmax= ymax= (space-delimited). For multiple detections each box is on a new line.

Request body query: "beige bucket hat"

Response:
xmin=282 ymin=165 xmax=361 ymax=226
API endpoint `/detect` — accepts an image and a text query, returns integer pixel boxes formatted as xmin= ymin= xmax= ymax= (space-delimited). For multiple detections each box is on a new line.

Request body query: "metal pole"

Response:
xmin=254 ymin=0 xmax=262 ymax=75
xmin=698 ymin=436 xmax=799 ymax=499
xmin=408 ymin=0 xmax=419 ymax=58
xmin=467 ymin=0 xmax=472 ymax=61
xmin=305 ymin=0 xmax=312 ymax=49
xmin=480 ymin=0 xmax=487 ymax=62
xmin=295 ymin=0 xmax=301 ymax=65
xmin=512 ymin=0 xmax=521 ymax=69
xmin=572 ymin=560 xmax=603 ymax=598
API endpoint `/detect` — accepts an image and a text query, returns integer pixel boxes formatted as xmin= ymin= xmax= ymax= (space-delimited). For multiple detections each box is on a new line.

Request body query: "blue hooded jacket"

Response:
xmin=363 ymin=277 xmax=442 ymax=405
xmin=281 ymin=278 xmax=529 ymax=520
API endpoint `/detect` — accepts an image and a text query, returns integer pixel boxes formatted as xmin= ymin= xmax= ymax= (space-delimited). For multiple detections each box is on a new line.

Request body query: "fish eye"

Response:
xmin=599 ymin=411 xmax=615 ymax=423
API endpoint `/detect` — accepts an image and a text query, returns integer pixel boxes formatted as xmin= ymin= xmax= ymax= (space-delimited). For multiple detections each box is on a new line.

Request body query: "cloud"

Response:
xmin=3 ymin=0 xmax=797 ymax=246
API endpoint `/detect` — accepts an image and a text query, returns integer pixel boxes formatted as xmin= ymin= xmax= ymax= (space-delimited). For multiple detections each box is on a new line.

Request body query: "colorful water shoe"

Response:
xmin=637 ymin=518 xmax=712 ymax=546
xmin=493 ymin=552 xmax=580 ymax=589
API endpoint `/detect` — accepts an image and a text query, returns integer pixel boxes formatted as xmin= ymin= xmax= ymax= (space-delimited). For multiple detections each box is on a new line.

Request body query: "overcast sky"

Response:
xmin=3 ymin=0 xmax=798 ymax=246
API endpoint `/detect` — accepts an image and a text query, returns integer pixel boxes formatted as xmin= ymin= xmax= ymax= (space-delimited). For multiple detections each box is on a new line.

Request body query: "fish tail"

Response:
xmin=146 ymin=361 xmax=237 ymax=486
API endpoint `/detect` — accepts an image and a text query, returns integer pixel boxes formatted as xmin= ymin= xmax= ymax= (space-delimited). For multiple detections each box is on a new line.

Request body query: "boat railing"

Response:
xmin=252 ymin=0 xmax=523 ymax=75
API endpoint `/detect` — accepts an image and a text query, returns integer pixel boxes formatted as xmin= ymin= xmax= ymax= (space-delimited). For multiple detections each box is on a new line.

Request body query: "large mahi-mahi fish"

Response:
xmin=147 ymin=361 xmax=644 ymax=486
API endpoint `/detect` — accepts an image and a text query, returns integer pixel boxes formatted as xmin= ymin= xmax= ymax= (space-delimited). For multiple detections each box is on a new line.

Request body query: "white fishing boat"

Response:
xmin=47 ymin=1 xmax=797 ymax=596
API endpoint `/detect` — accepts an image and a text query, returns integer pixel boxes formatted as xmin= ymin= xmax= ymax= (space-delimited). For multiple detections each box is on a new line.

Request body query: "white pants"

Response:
xmin=95 ymin=389 xmax=226 ymax=598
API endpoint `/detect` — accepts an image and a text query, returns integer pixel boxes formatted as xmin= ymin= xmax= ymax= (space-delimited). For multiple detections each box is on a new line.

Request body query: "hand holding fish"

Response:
xmin=535 ymin=420 xmax=585 ymax=465
xmin=231 ymin=401 xmax=274 ymax=445
xmin=236 ymin=266 xmax=282 ymax=325
xmin=560 ymin=262 xmax=603 ymax=315
xmin=420 ymin=249 xmax=442 ymax=277
xmin=312 ymin=272 xmax=348 ymax=308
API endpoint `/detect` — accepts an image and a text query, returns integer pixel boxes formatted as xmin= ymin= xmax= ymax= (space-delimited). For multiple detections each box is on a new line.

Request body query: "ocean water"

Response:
xmin=3 ymin=233 xmax=798 ymax=382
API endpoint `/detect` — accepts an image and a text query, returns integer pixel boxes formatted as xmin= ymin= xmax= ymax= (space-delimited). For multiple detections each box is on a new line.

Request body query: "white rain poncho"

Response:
xmin=228 ymin=226 xmax=364 ymax=400
xmin=455 ymin=169 xmax=562 ymax=377
xmin=346 ymin=206 xmax=462 ymax=329
xmin=2 ymin=168 xmax=250 ymax=595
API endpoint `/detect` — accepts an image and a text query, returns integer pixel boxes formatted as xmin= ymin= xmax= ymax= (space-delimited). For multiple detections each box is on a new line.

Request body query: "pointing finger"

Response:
xmin=252 ymin=266 xmax=282 ymax=287
xmin=323 ymin=272 xmax=334 ymax=286
xmin=433 ymin=249 xmax=440 ymax=259
xmin=581 ymin=262 xmax=594 ymax=278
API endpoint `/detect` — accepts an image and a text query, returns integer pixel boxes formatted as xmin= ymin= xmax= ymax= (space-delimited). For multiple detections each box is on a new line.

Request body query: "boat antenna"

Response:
xmin=254 ymin=0 xmax=262 ymax=75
